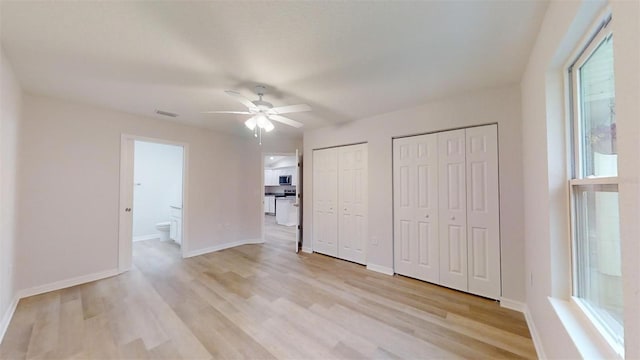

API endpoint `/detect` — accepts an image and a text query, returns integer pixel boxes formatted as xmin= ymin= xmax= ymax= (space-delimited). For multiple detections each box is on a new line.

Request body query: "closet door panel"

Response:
xmin=338 ymin=144 xmax=367 ymax=264
xmin=394 ymin=139 xmax=415 ymax=276
xmin=393 ymin=134 xmax=439 ymax=282
xmin=414 ymin=136 xmax=439 ymax=281
xmin=466 ymin=125 xmax=500 ymax=299
xmin=313 ymin=148 xmax=338 ymax=257
xmin=312 ymin=150 xmax=327 ymax=254
xmin=438 ymin=129 xmax=468 ymax=292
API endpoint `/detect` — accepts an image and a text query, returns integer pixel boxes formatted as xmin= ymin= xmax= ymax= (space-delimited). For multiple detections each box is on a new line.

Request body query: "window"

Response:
xmin=569 ymin=17 xmax=623 ymax=352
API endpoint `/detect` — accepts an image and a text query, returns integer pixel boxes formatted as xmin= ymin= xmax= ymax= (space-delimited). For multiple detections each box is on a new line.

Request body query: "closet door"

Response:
xmin=466 ymin=125 xmax=500 ymax=299
xmin=438 ymin=129 xmax=468 ymax=292
xmin=312 ymin=148 xmax=339 ymax=257
xmin=393 ymin=134 xmax=439 ymax=282
xmin=338 ymin=144 xmax=368 ymax=264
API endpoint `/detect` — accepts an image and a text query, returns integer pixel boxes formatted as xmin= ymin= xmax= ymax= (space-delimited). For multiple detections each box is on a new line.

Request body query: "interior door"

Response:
xmin=338 ymin=144 xmax=368 ymax=265
xmin=118 ymin=136 xmax=134 ymax=272
xmin=466 ymin=125 xmax=500 ymax=299
xmin=438 ymin=129 xmax=468 ymax=292
xmin=294 ymin=149 xmax=302 ymax=253
xmin=312 ymin=148 xmax=338 ymax=257
xmin=393 ymin=134 xmax=439 ymax=283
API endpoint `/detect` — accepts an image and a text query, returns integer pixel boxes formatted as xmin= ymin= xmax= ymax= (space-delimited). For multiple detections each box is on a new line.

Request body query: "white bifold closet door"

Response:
xmin=438 ymin=129 xmax=468 ymax=293
xmin=313 ymin=143 xmax=368 ymax=264
xmin=338 ymin=144 xmax=368 ymax=264
xmin=393 ymin=134 xmax=440 ymax=283
xmin=465 ymin=125 xmax=500 ymax=299
xmin=312 ymin=147 xmax=339 ymax=257
xmin=393 ymin=124 xmax=500 ymax=299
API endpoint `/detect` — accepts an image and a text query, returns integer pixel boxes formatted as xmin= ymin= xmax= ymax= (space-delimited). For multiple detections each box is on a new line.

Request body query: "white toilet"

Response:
xmin=155 ymin=222 xmax=171 ymax=241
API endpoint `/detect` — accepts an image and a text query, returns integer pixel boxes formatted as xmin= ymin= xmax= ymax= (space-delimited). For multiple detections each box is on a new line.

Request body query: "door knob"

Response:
xmin=425 ymin=214 xmax=429 ymax=218
xmin=125 ymin=208 xmax=131 ymax=212
xmin=450 ymin=216 xmax=455 ymax=221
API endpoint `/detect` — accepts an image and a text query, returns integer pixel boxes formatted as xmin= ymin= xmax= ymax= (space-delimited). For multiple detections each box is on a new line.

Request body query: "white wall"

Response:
xmin=521 ymin=0 xmax=640 ymax=357
xmin=303 ymin=84 xmax=525 ymax=302
xmin=0 ymin=48 xmax=22 ymax=333
xmin=132 ymin=141 xmax=183 ymax=239
xmin=15 ymin=93 xmax=301 ymax=291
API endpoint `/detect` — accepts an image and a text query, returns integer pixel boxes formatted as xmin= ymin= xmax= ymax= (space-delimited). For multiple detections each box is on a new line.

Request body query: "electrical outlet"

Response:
xmin=371 ymin=235 xmax=378 ymax=245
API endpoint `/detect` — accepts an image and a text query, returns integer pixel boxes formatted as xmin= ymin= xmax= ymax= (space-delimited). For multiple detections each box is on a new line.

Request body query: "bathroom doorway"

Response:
xmin=118 ymin=135 xmax=188 ymax=272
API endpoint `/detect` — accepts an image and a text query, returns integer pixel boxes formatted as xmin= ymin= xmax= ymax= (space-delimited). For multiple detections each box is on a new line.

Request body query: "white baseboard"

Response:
xmin=1 ymin=269 xmax=118 ymax=343
xmin=133 ymin=233 xmax=160 ymax=242
xmin=524 ymin=304 xmax=546 ymax=359
xmin=301 ymin=246 xmax=313 ymax=254
xmin=17 ymin=268 xmax=120 ymax=299
xmin=500 ymin=297 xmax=526 ymax=313
xmin=501 ymin=300 xmax=545 ymax=358
xmin=185 ymin=238 xmax=264 ymax=258
xmin=0 ymin=296 xmax=19 ymax=344
xmin=366 ymin=263 xmax=394 ymax=276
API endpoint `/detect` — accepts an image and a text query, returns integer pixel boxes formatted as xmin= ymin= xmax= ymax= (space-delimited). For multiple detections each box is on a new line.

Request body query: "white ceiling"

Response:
xmin=264 ymin=155 xmax=294 ymax=168
xmin=0 ymin=1 xmax=547 ymax=139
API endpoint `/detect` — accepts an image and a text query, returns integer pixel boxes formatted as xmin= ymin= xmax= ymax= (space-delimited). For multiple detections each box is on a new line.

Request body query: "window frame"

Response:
xmin=567 ymin=15 xmax=624 ymax=357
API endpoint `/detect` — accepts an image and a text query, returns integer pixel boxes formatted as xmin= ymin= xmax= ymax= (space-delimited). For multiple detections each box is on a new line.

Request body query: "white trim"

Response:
xmin=499 ymin=298 xmax=526 ymax=313
xmin=366 ymin=263 xmax=394 ymax=276
xmin=301 ymin=246 xmax=313 ymax=254
xmin=548 ymin=297 xmax=620 ymax=359
xmin=184 ymin=239 xmax=264 ymax=258
xmin=569 ymin=177 xmax=619 ymax=186
xmin=524 ymin=304 xmax=547 ymax=360
xmin=133 ymin=233 xmax=160 ymax=242
xmin=17 ymin=269 xmax=119 ymax=299
xmin=0 ymin=296 xmax=19 ymax=344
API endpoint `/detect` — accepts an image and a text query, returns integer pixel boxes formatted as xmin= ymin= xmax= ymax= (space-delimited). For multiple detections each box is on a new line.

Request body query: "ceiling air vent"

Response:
xmin=155 ymin=109 xmax=178 ymax=117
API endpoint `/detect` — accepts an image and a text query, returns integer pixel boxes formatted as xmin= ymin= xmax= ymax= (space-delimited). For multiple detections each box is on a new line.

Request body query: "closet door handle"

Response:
xmin=450 ymin=216 xmax=455 ymax=221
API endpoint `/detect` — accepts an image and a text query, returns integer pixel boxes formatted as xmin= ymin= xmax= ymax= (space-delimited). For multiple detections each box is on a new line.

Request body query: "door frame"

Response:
xmin=261 ymin=152 xmax=297 ymax=243
xmin=118 ymin=134 xmax=190 ymax=273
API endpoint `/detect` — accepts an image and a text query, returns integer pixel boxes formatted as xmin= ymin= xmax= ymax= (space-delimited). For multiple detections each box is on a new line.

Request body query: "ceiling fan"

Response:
xmin=202 ymin=85 xmax=311 ymax=144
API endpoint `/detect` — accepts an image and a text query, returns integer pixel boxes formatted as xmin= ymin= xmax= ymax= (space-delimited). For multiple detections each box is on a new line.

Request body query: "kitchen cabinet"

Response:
xmin=265 ymin=169 xmax=279 ymax=186
xmin=265 ymin=167 xmax=297 ymax=186
xmin=264 ymin=195 xmax=275 ymax=214
xmin=276 ymin=198 xmax=297 ymax=226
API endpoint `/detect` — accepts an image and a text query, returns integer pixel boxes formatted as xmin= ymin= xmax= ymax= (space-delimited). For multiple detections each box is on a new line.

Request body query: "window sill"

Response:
xmin=548 ymin=297 xmax=622 ymax=359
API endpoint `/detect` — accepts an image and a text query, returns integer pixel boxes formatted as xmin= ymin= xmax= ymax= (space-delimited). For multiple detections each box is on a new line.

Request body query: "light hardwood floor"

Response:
xmin=0 ymin=217 xmax=536 ymax=359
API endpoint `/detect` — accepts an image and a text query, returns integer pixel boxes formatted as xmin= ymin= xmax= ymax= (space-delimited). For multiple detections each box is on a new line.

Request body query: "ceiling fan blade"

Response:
xmin=201 ymin=111 xmax=252 ymax=114
xmin=269 ymin=104 xmax=312 ymax=115
xmin=225 ymin=90 xmax=256 ymax=110
xmin=269 ymin=114 xmax=304 ymax=128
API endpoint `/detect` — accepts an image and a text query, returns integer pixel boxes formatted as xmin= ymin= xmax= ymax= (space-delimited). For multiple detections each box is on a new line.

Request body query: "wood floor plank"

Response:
xmin=0 ymin=215 xmax=537 ymax=359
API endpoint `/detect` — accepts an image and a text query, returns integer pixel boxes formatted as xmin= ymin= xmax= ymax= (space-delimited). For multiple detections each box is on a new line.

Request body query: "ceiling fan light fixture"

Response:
xmin=204 ymin=87 xmax=310 ymax=144
xmin=256 ymin=114 xmax=267 ymax=127
xmin=245 ymin=117 xmax=257 ymax=130
xmin=264 ymin=119 xmax=275 ymax=132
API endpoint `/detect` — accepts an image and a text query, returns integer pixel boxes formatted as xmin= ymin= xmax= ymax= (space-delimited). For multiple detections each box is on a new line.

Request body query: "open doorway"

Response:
xmin=119 ymin=135 xmax=188 ymax=272
xmin=262 ymin=153 xmax=300 ymax=251
xmin=132 ymin=140 xmax=184 ymax=247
